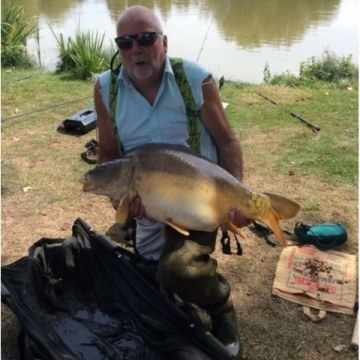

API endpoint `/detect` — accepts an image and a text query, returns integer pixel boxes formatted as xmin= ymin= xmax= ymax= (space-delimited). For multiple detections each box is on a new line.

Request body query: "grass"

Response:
xmin=1 ymin=68 xmax=359 ymax=360
xmin=222 ymin=84 xmax=358 ymax=187
xmin=1 ymin=69 xmax=94 ymax=203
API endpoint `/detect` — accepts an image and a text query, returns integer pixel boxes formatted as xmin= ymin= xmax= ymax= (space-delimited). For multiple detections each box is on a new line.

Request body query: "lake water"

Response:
xmin=23 ymin=0 xmax=359 ymax=84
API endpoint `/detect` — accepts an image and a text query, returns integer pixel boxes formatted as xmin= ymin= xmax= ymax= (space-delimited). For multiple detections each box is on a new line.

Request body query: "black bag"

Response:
xmin=1 ymin=218 xmax=234 ymax=360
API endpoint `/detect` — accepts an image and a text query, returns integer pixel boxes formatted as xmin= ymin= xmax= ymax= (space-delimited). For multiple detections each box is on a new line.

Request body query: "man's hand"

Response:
xmin=221 ymin=206 xmax=251 ymax=232
xmin=111 ymin=196 xmax=147 ymax=220
xmin=128 ymin=196 xmax=146 ymax=219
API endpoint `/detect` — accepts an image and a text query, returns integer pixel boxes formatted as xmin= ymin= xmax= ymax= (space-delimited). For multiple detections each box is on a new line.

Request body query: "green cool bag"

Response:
xmin=294 ymin=222 xmax=348 ymax=250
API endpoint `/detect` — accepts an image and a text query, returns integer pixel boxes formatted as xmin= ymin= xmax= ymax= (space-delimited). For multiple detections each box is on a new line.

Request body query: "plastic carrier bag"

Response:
xmin=1 ymin=218 xmax=236 ymax=360
xmin=294 ymin=222 xmax=347 ymax=250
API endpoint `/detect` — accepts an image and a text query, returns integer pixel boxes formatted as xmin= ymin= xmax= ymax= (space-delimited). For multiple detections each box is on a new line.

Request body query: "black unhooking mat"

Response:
xmin=1 ymin=218 xmax=233 ymax=360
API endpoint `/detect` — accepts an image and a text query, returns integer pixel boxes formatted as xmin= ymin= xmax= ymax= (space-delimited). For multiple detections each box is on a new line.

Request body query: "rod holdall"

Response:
xmin=294 ymin=222 xmax=347 ymax=250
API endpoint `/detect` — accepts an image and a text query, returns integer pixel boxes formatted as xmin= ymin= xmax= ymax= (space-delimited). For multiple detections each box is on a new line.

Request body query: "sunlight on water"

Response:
xmin=24 ymin=0 xmax=358 ymax=84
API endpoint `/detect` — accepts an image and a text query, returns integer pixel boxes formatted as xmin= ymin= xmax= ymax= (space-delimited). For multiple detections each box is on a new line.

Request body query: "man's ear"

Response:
xmin=163 ymin=35 xmax=168 ymax=53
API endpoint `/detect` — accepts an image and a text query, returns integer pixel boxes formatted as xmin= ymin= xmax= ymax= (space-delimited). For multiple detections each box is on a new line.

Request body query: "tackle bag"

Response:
xmin=1 ymin=218 xmax=236 ymax=360
xmin=294 ymin=222 xmax=347 ymax=250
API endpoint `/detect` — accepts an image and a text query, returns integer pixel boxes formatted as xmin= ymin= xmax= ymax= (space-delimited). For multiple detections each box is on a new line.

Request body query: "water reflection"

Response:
xmin=24 ymin=0 xmax=341 ymax=47
xmin=20 ymin=0 xmax=357 ymax=83
xmin=209 ymin=0 xmax=340 ymax=48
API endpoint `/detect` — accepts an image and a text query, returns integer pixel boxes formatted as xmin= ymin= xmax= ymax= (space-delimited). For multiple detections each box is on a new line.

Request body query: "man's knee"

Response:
xmin=157 ymin=227 xmax=219 ymax=293
xmin=156 ymin=239 xmax=218 ymax=284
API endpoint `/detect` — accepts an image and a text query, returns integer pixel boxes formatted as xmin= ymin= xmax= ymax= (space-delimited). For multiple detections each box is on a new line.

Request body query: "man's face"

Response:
xmin=116 ymin=16 xmax=168 ymax=82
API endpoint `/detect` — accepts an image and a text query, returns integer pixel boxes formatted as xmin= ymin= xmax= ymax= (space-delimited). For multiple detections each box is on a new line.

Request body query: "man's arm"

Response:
xmin=94 ymin=79 xmax=120 ymax=164
xmin=94 ymin=79 xmax=146 ymax=217
xmin=198 ymin=75 xmax=244 ymax=182
xmin=199 ymin=76 xmax=250 ymax=228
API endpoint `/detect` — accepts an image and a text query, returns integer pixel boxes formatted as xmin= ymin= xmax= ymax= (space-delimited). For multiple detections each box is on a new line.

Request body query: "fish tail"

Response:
xmin=258 ymin=211 xmax=287 ymax=246
xmin=265 ymin=192 xmax=300 ymax=220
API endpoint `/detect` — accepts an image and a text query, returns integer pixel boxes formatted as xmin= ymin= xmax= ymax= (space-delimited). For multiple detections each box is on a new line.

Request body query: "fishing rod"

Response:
xmin=1 ymin=96 xmax=91 ymax=123
xmin=257 ymin=92 xmax=320 ymax=132
xmin=197 ymin=16 xmax=214 ymax=62
xmin=1 ymin=75 xmax=32 ymax=88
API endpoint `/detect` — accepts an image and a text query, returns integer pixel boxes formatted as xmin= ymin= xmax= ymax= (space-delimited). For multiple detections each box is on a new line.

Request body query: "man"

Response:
xmin=95 ymin=5 xmax=248 ymax=358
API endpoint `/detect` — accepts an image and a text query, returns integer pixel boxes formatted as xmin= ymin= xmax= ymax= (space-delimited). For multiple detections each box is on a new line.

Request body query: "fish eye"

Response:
xmin=99 ymin=165 xmax=106 ymax=172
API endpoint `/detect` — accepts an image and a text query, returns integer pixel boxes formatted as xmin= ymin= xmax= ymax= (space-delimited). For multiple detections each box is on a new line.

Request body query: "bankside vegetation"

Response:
xmin=263 ymin=50 xmax=358 ymax=89
xmin=50 ymin=25 xmax=115 ymax=80
xmin=1 ymin=0 xmax=39 ymax=68
xmin=2 ymin=1 xmax=114 ymax=78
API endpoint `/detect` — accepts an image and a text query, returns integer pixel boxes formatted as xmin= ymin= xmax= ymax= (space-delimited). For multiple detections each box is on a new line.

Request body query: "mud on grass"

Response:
xmin=1 ymin=73 xmax=358 ymax=359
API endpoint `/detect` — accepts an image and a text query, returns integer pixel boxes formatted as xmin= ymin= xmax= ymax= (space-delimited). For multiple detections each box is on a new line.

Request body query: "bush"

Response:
xmin=51 ymin=24 xmax=115 ymax=80
xmin=264 ymin=50 xmax=358 ymax=88
xmin=1 ymin=0 xmax=38 ymax=68
xmin=300 ymin=50 xmax=358 ymax=83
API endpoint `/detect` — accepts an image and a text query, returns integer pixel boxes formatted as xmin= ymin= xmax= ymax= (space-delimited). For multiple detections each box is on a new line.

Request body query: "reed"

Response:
xmin=33 ymin=25 xmax=42 ymax=68
xmin=1 ymin=0 xmax=38 ymax=68
xmin=50 ymin=23 xmax=114 ymax=80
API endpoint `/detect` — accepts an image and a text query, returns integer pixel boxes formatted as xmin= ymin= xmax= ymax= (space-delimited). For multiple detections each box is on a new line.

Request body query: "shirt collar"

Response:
xmin=163 ymin=55 xmax=174 ymax=77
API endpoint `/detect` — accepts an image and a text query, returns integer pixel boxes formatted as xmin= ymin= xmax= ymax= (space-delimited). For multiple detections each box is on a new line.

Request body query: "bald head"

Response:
xmin=117 ymin=6 xmax=163 ymax=36
xmin=114 ymin=5 xmax=168 ymax=87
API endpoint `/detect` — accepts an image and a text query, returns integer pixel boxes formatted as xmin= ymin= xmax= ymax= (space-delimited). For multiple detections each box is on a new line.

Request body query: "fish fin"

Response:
xmin=226 ymin=220 xmax=245 ymax=238
xmin=264 ymin=192 xmax=300 ymax=220
xmin=164 ymin=221 xmax=190 ymax=236
xmin=257 ymin=211 xmax=287 ymax=246
xmin=115 ymin=192 xmax=130 ymax=223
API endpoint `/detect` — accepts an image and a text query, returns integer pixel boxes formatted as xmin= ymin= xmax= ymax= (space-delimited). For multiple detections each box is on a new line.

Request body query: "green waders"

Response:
xmin=157 ymin=225 xmax=242 ymax=359
xmin=156 ymin=225 xmax=230 ymax=307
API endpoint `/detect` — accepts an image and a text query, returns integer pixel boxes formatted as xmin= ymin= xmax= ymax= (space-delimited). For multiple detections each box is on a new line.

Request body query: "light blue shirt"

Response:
xmin=97 ymin=55 xmax=218 ymax=260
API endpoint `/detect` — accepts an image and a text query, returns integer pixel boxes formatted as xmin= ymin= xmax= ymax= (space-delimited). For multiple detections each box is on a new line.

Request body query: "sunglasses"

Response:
xmin=115 ymin=32 xmax=163 ymax=50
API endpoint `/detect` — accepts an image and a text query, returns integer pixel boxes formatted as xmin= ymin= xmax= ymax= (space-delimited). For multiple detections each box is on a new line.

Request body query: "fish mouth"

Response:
xmin=79 ymin=177 xmax=93 ymax=191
